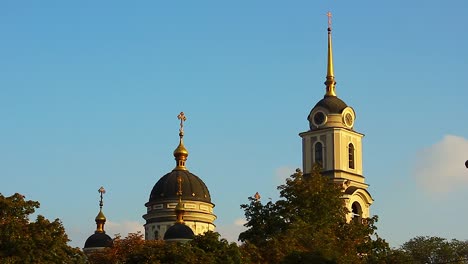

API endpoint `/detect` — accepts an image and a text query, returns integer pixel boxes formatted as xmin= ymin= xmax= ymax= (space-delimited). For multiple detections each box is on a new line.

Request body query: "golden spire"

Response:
xmin=324 ymin=11 xmax=337 ymax=97
xmin=175 ymin=175 xmax=185 ymax=224
xmin=95 ymin=186 xmax=107 ymax=233
xmin=173 ymin=112 xmax=189 ymax=171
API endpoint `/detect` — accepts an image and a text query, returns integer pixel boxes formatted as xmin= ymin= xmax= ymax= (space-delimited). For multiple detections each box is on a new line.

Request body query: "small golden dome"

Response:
xmin=95 ymin=210 xmax=106 ymax=221
xmin=173 ymin=130 xmax=189 ymax=170
xmin=173 ymin=135 xmax=189 ymax=157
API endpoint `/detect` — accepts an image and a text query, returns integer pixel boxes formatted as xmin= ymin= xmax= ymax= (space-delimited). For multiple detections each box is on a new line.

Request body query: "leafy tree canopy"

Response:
xmin=87 ymin=231 xmax=242 ymax=264
xmin=385 ymin=236 xmax=468 ymax=264
xmin=0 ymin=193 xmax=86 ymax=264
xmin=238 ymin=167 xmax=389 ymax=263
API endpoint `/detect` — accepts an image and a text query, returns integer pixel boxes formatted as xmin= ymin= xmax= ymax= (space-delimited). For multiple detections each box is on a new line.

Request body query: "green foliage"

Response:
xmin=382 ymin=236 xmax=468 ymax=264
xmin=190 ymin=231 xmax=242 ymax=264
xmin=87 ymin=231 xmax=243 ymax=264
xmin=239 ymin=167 xmax=389 ymax=263
xmin=0 ymin=193 xmax=86 ymax=264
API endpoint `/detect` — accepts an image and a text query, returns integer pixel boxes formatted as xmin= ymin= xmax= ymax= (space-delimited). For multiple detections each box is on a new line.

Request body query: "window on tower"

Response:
xmin=348 ymin=143 xmax=355 ymax=169
xmin=351 ymin=202 xmax=362 ymax=224
xmin=314 ymin=142 xmax=323 ymax=167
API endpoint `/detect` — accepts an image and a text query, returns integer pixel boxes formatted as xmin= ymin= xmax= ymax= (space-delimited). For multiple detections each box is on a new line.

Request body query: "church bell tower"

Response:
xmin=299 ymin=13 xmax=373 ymax=222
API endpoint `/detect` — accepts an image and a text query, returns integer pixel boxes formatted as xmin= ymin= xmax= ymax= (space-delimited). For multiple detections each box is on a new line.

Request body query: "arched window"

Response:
xmin=348 ymin=143 xmax=355 ymax=169
xmin=314 ymin=142 xmax=323 ymax=167
xmin=351 ymin=202 xmax=362 ymax=224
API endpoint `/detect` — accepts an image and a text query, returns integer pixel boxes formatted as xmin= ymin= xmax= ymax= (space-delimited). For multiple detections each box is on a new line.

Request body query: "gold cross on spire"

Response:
xmin=177 ymin=112 xmax=187 ymax=133
xmin=327 ymin=11 xmax=332 ymax=29
xmin=98 ymin=186 xmax=106 ymax=208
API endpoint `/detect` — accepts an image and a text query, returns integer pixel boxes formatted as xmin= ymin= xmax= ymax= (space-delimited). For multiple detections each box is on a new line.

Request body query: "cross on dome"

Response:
xmin=177 ymin=112 xmax=186 ymax=134
xmin=327 ymin=11 xmax=332 ymax=29
xmin=98 ymin=186 xmax=105 ymax=208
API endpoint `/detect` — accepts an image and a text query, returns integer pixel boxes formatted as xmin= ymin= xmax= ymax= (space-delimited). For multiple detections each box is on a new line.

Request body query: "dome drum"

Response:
xmin=144 ymin=210 xmax=217 ymax=224
xmin=145 ymin=204 xmax=215 ymax=217
xmin=308 ymin=103 xmax=356 ymax=130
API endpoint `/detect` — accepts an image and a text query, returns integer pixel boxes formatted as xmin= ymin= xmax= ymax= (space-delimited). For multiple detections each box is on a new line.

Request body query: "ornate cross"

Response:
xmin=327 ymin=11 xmax=332 ymax=29
xmin=98 ymin=186 xmax=106 ymax=208
xmin=177 ymin=112 xmax=187 ymax=133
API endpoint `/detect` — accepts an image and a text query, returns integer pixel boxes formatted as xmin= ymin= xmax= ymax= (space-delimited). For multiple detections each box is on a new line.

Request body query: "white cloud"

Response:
xmin=234 ymin=218 xmax=247 ymax=226
xmin=275 ymin=166 xmax=296 ymax=184
xmin=216 ymin=218 xmax=247 ymax=243
xmin=413 ymin=135 xmax=468 ymax=194
xmin=106 ymin=220 xmax=145 ymax=237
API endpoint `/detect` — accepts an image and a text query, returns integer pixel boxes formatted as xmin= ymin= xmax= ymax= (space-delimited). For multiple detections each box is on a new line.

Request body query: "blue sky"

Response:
xmin=1 ymin=1 xmax=467 ymax=248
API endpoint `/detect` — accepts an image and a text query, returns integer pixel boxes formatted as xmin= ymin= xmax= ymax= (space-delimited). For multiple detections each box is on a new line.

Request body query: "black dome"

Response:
xmin=164 ymin=223 xmax=195 ymax=240
xmin=148 ymin=170 xmax=211 ymax=204
xmin=84 ymin=232 xmax=113 ymax=248
xmin=313 ymin=96 xmax=348 ymax=114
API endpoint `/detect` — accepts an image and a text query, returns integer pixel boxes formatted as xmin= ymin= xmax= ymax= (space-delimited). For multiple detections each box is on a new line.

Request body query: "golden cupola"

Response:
xmin=83 ymin=186 xmax=113 ymax=252
xmin=173 ymin=112 xmax=189 ymax=170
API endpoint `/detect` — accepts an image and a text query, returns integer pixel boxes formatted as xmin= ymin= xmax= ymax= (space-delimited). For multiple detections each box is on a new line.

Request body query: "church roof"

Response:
xmin=163 ymin=223 xmax=195 ymax=241
xmin=312 ymin=96 xmax=348 ymax=114
xmin=84 ymin=232 xmax=113 ymax=249
xmin=148 ymin=170 xmax=211 ymax=204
